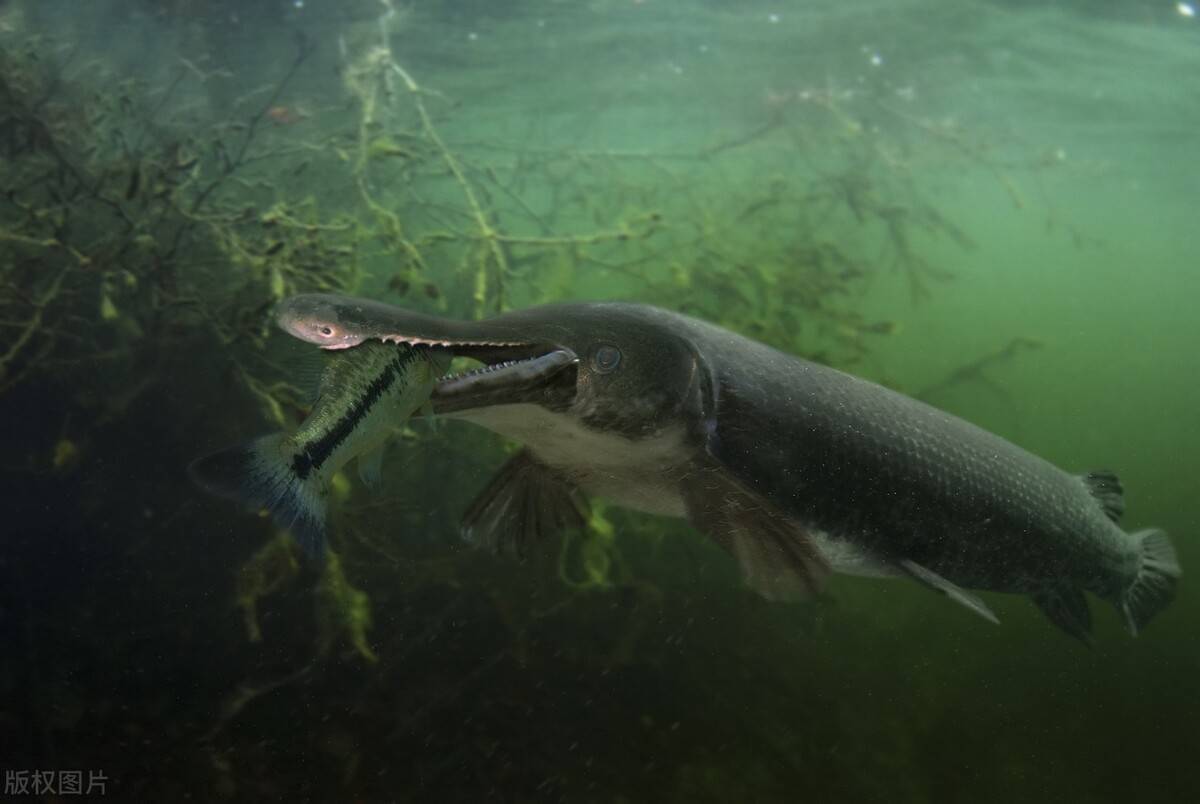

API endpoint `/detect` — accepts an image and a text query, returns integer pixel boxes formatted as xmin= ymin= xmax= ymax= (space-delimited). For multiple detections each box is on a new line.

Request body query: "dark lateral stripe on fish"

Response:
xmin=293 ymin=348 xmax=422 ymax=480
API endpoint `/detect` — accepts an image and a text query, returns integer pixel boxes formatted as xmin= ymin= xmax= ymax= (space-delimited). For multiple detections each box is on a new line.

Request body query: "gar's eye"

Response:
xmin=591 ymin=344 xmax=622 ymax=374
xmin=317 ymin=325 xmax=336 ymax=338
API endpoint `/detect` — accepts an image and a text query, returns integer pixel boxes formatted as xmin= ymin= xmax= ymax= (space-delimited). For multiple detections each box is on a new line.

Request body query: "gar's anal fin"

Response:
xmin=1031 ymin=585 xmax=1094 ymax=645
xmin=898 ymin=559 xmax=1000 ymax=624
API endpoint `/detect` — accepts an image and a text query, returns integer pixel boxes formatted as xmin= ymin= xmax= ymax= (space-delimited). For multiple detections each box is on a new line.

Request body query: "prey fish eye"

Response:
xmin=591 ymin=344 xmax=621 ymax=374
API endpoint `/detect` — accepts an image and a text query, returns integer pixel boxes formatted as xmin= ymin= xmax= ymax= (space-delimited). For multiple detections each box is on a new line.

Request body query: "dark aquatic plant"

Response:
xmin=0 ymin=32 xmax=358 ymax=409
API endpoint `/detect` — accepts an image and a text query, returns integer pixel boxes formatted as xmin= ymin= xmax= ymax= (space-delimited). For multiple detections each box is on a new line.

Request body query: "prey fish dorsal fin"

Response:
xmin=683 ymin=468 xmax=829 ymax=601
xmin=898 ymin=559 xmax=1000 ymax=624
xmin=271 ymin=335 xmax=329 ymax=405
xmin=461 ymin=450 xmax=590 ymax=559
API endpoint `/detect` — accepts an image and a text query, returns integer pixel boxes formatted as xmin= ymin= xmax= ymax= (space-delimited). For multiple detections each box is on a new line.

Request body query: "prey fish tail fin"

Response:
xmin=189 ymin=434 xmax=327 ymax=559
xmin=1120 ymin=528 xmax=1181 ymax=636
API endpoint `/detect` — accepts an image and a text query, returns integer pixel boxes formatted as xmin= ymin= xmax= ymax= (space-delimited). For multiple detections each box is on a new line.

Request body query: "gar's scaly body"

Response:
xmin=271 ymin=293 xmax=1181 ymax=640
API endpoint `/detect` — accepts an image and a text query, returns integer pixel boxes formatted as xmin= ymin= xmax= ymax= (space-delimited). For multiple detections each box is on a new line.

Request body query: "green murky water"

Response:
xmin=2 ymin=1 xmax=1196 ymax=800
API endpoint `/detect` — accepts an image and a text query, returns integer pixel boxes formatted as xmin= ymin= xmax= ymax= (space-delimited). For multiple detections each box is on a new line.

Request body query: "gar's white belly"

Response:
xmin=453 ymin=403 xmax=893 ymax=577
xmin=453 ymin=403 xmax=691 ymax=517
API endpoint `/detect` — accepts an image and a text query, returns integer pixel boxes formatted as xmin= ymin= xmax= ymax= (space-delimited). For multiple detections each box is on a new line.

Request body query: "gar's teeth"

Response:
xmin=436 ymin=356 xmax=539 ymax=384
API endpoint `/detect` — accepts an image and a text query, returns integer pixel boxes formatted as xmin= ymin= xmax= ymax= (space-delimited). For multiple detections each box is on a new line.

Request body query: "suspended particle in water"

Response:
xmin=1177 ymin=3 xmax=1195 ymax=18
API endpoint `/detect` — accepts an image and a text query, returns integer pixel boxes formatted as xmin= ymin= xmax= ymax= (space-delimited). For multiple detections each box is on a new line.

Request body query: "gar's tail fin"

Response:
xmin=189 ymin=434 xmax=327 ymax=559
xmin=1120 ymin=528 xmax=1181 ymax=636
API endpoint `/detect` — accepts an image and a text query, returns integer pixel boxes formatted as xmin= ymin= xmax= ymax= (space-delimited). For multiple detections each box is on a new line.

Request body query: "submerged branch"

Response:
xmin=917 ymin=337 xmax=1044 ymax=401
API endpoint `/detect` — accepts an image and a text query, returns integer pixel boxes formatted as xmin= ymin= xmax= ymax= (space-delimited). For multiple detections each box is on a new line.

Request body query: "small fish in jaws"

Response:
xmin=190 ymin=339 xmax=449 ymax=557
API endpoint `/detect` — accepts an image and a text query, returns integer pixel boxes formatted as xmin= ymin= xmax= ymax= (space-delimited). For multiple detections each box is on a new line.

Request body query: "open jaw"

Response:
xmin=414 ymin=340 xmax=578 ymax=414
xmin=273 ymin=293 xmax=578 ymax=412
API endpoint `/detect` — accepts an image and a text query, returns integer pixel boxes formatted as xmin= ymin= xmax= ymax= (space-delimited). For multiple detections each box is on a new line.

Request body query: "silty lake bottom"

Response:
xmin=1 ymin=0 xmax=1197 ymax=800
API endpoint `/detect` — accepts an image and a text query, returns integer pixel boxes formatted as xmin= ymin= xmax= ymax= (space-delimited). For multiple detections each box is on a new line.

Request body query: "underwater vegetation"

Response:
xmin=0 ymin=0 xmax=1071 ymax=409
xmin=2 ymin=0 xmax=1196 ymax=801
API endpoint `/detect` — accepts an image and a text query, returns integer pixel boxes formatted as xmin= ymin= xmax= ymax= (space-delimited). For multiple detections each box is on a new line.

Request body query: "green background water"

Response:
xmin=1 ymin=0 xmax=1197 ymax=801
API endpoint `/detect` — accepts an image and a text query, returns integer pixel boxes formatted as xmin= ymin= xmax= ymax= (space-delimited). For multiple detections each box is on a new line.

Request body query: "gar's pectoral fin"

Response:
xmin=462 ymin=449 xmax=590 ymax=558
xmin=898 ymin=559 xmax=1000 ymax=624
xmin=682 ymin=467 xmax=830 ymax=601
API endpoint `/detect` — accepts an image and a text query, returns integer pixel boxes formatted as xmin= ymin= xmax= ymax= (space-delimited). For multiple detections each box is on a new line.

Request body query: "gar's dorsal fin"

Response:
xmin=1081 ymin=470 xmax=1124 ymax=522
